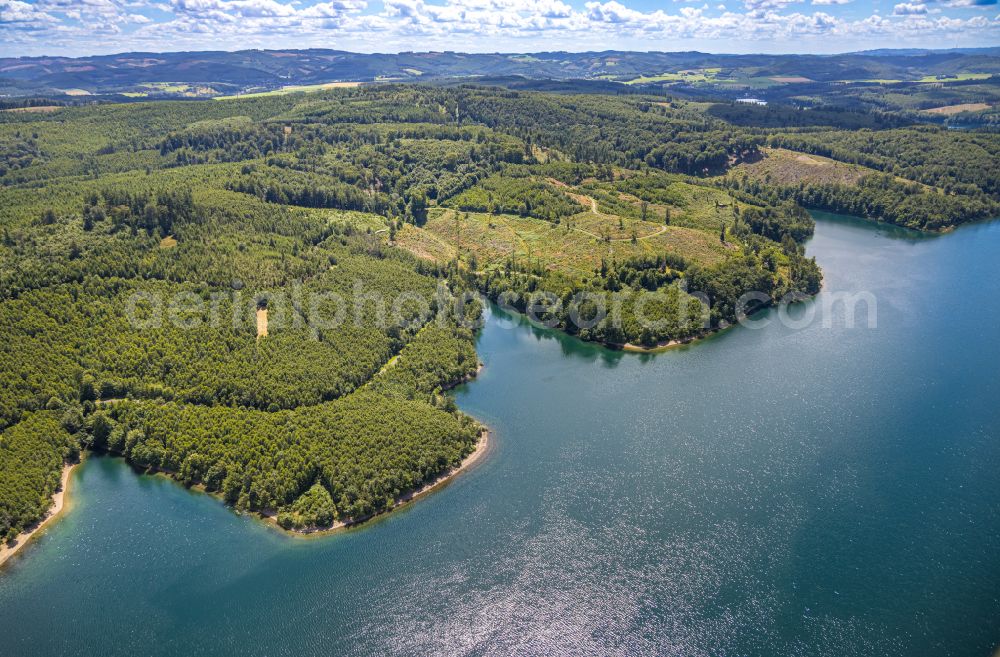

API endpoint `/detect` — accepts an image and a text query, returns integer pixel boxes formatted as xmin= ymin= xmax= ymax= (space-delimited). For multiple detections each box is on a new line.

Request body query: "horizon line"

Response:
xmin=4 ymin=45 xmax=999 ymax=61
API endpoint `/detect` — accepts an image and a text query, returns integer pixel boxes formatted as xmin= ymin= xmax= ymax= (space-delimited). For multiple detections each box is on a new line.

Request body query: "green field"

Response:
xmin=625 ymin=68 xmax=725 ymax=84
xmin=215 ymin=81 xmax=363 ymax=100
xmin=918 ymin=73 xmax=992 ymax=83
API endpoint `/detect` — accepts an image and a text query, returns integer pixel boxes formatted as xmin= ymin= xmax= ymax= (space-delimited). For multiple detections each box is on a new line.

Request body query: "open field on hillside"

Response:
xmin=922 ymin=103 xmax=992 ymax=115
xmin=397 ymin=199 xmax=729 ymax=278
xmin=1 ymin=105 xmax=62 ymax=113
xmin=918 ymin=73 xmax=992 ymax=83
xmin=727 ymin=148 xmax=869 ymax=187
xmin=119 ymin=83 xmax=221 ymax=98
xmin=625 ymin=68 xmax=723 ymax=84
xmin=216 ymin=81 xmax=363 ymax=100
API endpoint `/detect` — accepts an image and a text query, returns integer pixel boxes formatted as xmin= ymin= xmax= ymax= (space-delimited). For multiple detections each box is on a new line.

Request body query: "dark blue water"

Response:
xmin=1 ymin=214 xmax=999 ymax=656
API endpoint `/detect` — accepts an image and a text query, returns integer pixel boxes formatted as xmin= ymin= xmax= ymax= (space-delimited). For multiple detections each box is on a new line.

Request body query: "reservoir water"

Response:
xmin=1 ymin=214 xmax=998 ymax=656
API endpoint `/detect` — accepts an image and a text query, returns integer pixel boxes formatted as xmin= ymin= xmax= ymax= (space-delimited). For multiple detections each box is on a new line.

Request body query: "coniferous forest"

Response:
xmin=1 ymin=83 xmax=997 ymax=541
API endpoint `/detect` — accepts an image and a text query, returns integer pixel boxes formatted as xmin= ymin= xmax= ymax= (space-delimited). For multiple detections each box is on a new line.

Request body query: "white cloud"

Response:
xmin=893 ymin=2 xmax=928 ymax=13
xmin=812 ymin=0 xmax=850 ymax=5
xmin=586 ymin=0 xmax=646 ymax=23
xmin=171 ymin=0 xmax=298 ymax=18
xmin=0 ymin=0 xmax=59 ymax=24
xmin=742 ymin=0 xmax=802 ymax=11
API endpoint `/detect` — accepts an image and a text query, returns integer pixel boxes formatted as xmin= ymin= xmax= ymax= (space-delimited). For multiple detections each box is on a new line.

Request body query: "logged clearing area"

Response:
xmin=727 ymin=148 xmax=868 ymax=187
xmin=922 ymin=103 xmax=991 ymax=115
xmin=2 ymin=105 xmax=62 ymax=113
xmin=769 ymin=76 xmax=812 ymax=83
xmin=397 ymin=205 xmax=728 ymax=278
xmin=392 ymin=170 xmax=747 ymax=279
xmin=217 ymin=81 xmax=363 ymax=100
xmin=394 ymin=222 xmax=456 ymax=262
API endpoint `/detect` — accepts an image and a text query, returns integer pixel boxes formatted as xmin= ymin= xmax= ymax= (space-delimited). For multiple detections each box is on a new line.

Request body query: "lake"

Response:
xmin=1 ymin=213 xmax=998 ymax=656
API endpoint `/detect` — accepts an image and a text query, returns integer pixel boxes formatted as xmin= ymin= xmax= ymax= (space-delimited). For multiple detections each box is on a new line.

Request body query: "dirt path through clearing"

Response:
xmin=256 ymin=308 xmax=268 ymax=338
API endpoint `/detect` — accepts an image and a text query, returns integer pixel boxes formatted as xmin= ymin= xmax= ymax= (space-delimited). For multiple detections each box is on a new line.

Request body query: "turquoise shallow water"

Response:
xmin=1 ymin=213 xmax=999 ymax=656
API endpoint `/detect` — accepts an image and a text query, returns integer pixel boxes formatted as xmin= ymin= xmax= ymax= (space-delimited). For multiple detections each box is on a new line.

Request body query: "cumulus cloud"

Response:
xmin=171 ymin=0 xmax=297 ymax=18
xmin=586 ymin=0 xmax=646 ymax=23
xmin=742 ymin=0 xmax=802 ymax=10
xmin=812 ymin=0 xmax=850 ymax=5
xmin=373 ymin=0 xmax=576 ymax=37
xmin=893 ymin=2 xmax=928 ymax=13
xmin=0 ymin=0 xmax=58 ymax=24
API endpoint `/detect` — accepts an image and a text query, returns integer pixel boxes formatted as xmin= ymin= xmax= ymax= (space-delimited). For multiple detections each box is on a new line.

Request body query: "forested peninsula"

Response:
xmin=1 ymin=84 xmax=997 ymax=552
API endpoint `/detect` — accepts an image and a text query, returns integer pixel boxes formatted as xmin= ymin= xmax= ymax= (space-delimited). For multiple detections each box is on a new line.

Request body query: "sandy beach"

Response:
xmin=0 ymin=461 xmax=77 ymax=568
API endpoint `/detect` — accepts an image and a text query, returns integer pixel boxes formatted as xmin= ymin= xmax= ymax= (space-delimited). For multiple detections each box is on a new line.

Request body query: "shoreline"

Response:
xmin=482 ymin=292 xmax=739 ymax=356
xmin=566 ymin=291 xmax=820 ymax=355
xmin=0 ymin=427 xmax=492 ymax=565
xmin=92 ymin=365 xmax=491 ymax=541
xmin=262 ymin=426 xmax=492 ymax=537
xmin=441 ymin=362 xmax=484 ymax=391
xmin=0 ymin=460 xmax=79 ymax=569
xmin=620 ymin=327 xmax=723 ymax=353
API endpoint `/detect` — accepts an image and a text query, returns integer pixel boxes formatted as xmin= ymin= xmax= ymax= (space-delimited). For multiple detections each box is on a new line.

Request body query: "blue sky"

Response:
xmin=0 ymin=0 xmax=997 ymax=58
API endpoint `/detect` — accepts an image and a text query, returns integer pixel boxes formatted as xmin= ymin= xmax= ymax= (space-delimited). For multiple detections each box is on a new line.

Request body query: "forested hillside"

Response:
xmin=0 ymin=84 xmax=996 ymax=541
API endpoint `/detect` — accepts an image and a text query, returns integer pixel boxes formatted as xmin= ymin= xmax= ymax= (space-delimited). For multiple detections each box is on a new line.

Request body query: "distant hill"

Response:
xmin=1 ymin=48 xmax=998 ymax=99
xmin=851 ymin=47 xmax=1000 ymax=57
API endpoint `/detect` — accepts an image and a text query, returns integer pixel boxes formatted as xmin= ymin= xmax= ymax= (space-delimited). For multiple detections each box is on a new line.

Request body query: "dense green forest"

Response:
xmin=0 ymin=413 xmax=78 ymax=543
xmin=0 ymin=83 xmax=996 ymax=541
